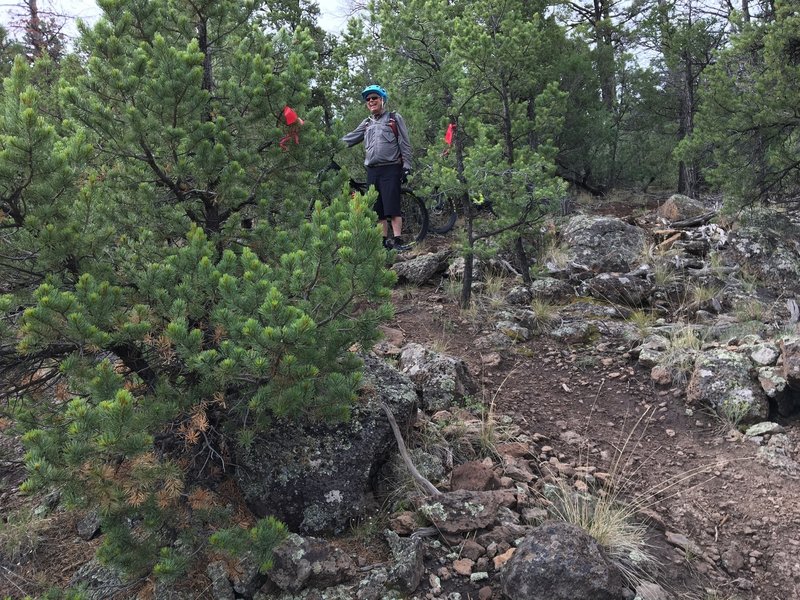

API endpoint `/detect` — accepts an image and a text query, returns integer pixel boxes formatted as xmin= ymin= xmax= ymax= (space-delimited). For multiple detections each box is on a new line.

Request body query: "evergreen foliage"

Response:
xmin=2 ymin=0 xmax=394 ymax=581
xmin=2 ymin=0 xmax=800 ymax=590
xmin=372 ymin=0 xmax=567 ymax=304
xmin=684 ymin=0 xmax=800 ymax=207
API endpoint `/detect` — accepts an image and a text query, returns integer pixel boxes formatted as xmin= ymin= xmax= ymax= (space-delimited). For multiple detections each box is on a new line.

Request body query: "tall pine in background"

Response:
xmin=372 ymin=0 xmax=567 ymax=305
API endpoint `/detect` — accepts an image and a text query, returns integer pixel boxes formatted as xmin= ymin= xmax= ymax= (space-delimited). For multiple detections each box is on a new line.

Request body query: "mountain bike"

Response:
xmin=314 ymin=161 xmax=429 ymax=249
xmin=425 ymin=189 xmax=495 ymax=235
xmin=427 ymin=189 xmax=458 ymax=234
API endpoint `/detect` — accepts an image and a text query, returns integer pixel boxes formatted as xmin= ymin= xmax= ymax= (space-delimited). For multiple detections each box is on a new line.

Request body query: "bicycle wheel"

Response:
xmin=428 ymin=193 xmax=458 ymax=234
xmin=400 ymin=189 xmax=428 ymax=244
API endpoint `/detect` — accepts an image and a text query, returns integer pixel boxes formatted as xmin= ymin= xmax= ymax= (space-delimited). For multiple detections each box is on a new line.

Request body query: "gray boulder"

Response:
xmin=685 ymin=348 xmax=768 ymax=424
xmin=392 ymin=249 xmax=452 ymax=285
xmin=562 ymin=214 xmax=647 ymax=274
xmin=413 ymin=490 xmax=508 ymax=534
xmin=68 ymin=560 xmax=130 ymax=600
xmin=235 ymin=353 xmax=417 ymax=534
xmin=780 ymin=337 xmax=800 ymax=390
xmin=505 ymin=285 xmax=533 ymax=305
xmin=656 ymin=194 xmax=707 ymax=223
xmin=207 ymin=561 xmax=235 ymax=600
xmin=582 ymin=272 xmax=654 ymax=306
xmin=385 ymin=530 xmax=424 ymax=594
xmin=500 ymin=521 xmax=625 ymax=600
xmin=266 ymin=534 xmax=356 ymax=593
xmin=398 ymin=343 xmax=477 ymax=411
xmin=728 ymin=212 xmax=800 ymax=288
xmin=530 ymin=277 xmax=574 ymax=303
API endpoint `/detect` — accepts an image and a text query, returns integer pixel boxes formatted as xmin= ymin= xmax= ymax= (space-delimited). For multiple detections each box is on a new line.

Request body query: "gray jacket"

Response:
xmin=341 ymin=111 xmax=412 ymax=171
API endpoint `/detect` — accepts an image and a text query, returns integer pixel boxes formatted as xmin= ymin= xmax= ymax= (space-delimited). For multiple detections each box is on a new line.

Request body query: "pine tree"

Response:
xmin=682 ymin=0 xmax=800 ymax=207
xmin=374 ymin=0 xmax=567 ymax=305
xmin=3 ymin=0 xmax=395 ymax=579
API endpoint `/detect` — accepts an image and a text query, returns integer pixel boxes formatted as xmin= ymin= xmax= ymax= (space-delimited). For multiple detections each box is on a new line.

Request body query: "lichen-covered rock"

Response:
xmin=758 ymin=433 xmax=800 ymax=475
xmin=235 ymin=353 xmax=417 ymax=534
xmin=207 ymin=561 xmax=235 ymax=600
xmin=413 ymin=490 xmax=505 ymax=534
xmin=257 ymin=567 xmax=405 ymax=600
xmin=495 ymin=320 xmax=531 ymax=342
xmin=500 ymin=521 xmax=625 ymax=600
xmin=530 ymin=277 xmax=574 ymax=303
xmin=392 ymin=250 xmax=452 ymax=285
xmin=68 ymin=559 xmax=129 ymax=600
xmin=635 ymin=334 xmax=670 ymax=367
xmin=728 ymin=212 xmax=800 ymax=288
xmin=266 ymin=534 xmax=357 ymax=593
xmin=385 ymin=530 xmax=424 ymax=594
xmin=686 ymin=348 xmax=768 ymax=424
xmin=549 ymin=321 xmax=598 ymax=344
xmin=780 ymin=337 xmax=800 ymax=390
xmin=581 ymin=272 xmax=654 ymax=306
xmin=76 ymin=510 xmax=101 ymax=541
xmin=505 ymin=285 xmax=532 ymax=305
xmin=562 ymin=214 xmax=647 ymax=273
xmin=748 ymin=343 xmax=780 ymax=367
xmin=398 ymin=343 xmax=478 ymax=411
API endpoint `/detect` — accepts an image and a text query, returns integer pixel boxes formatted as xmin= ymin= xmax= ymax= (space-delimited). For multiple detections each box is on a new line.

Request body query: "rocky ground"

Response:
xmin=2 ymin=194 xmax=800 ymax=600
xmin=387 ymin=282 xmax=800 ymax=600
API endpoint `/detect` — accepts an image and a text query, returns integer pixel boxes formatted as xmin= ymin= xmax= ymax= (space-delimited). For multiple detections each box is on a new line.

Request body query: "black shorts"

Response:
xmin=366 ymin=163 xmax=402 ymax=219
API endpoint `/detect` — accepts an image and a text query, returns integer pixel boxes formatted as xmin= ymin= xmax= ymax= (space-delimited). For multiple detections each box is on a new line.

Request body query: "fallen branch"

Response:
xmin=380 ymin=401 xmax=441 ymax=497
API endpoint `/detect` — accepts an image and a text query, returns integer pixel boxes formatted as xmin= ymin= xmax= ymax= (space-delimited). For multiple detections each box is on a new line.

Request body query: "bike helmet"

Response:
xmin=361 ymin=85 xmax=388 ymax=101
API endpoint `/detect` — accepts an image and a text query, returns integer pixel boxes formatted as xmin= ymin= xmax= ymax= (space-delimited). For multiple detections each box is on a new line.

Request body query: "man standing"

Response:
xmin=341 ymin=85 xmax=412 ymax=249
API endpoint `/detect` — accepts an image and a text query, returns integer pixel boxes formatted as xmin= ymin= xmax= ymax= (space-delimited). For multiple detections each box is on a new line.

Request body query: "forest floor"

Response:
xmin=2 ymin=198 xmax=799 ymax=600
xmin=389 ymin=274 xmax=800 ymax=600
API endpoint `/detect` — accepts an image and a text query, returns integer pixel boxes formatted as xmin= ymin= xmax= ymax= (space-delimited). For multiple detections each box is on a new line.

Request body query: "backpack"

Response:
xmin=387 ymin=111 xmax=398 ymax=139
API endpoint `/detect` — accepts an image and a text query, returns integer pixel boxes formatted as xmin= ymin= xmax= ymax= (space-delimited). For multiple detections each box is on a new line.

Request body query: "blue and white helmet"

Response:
xmin=361 ymin=85 xmax=388 ymax=101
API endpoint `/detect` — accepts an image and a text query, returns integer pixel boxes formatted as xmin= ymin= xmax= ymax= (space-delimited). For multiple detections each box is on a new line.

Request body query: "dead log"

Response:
xmin=380 ymin=402 xmax=441 ymax=497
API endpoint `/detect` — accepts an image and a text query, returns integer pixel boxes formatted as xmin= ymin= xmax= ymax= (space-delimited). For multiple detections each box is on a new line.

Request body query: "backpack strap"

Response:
xmin=388 ymin=112 xmax=398 ymax=139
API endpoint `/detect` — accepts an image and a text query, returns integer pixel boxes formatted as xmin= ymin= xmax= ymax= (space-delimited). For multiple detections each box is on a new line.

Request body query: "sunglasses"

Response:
xmin=365 ymin=96 xmax=381 ymax=102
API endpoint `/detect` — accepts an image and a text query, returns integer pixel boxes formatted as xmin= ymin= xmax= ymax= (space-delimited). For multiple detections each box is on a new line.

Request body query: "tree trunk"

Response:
xmin=454 ymin=118 xmax=474 ymax=308
xmin=515 ymin=236 xmax=531 ymax=285
xmin=501 ymin=77 xmax=514 ymax=165
xmin=594 ymin=0 xmax=615 ymax=110
xmin=25 ymin=0 xmax=46 ymax=58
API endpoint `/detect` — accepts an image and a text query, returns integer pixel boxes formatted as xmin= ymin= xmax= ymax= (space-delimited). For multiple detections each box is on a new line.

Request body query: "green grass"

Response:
xmin=732 ymin=298 xmax=764 ymax=323
xmin=655 ymin=325 xmax=703 ymax=385
xmin=715 ymin=397 xmax=752 ymax=432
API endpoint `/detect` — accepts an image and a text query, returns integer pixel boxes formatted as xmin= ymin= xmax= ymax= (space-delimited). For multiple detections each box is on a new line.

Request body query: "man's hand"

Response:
xmin=402 ymin=168 xmax=411 ymax=183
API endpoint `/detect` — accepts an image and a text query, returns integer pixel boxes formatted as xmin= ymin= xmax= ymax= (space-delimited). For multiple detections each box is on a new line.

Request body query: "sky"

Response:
xmin=0 ymin=0 xmax=350 ymax=39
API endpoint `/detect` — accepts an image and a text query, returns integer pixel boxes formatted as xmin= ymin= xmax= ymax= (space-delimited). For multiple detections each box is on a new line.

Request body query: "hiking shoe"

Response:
xmin=391 ymin=236 xmax=405 ymax=249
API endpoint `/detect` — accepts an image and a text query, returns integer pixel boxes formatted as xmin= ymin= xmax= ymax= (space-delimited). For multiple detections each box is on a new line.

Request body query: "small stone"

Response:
xmin=492 ymin=547 xmax=515 ymax=570
xmin=478 ymin=586 xmax=493 ymax=600
xmin=453 ymin=558 xmax=474 ymax=576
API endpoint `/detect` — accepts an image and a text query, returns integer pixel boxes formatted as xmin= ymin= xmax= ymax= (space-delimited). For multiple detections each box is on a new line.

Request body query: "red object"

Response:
xmin=283 ymin=105 xmax=302 ymax=125
xmin=280 ymin=106 xmax=304 ymax=150
xmin=444 ymin=123 xmax=455 ymax=145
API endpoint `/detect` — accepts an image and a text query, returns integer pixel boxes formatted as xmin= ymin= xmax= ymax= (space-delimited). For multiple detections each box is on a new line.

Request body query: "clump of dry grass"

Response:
xmin=655 ymin=324 xmax=703 ymax=385
xmin=542 ymin=407 xmax=718 ymax=591
xmin=528 ymin=298 xmax=559 ymax=335
xmin=625 ymin=309 xmax=655 ymax=343
xmin=0 ymin=506 xmax=52 ymax=563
